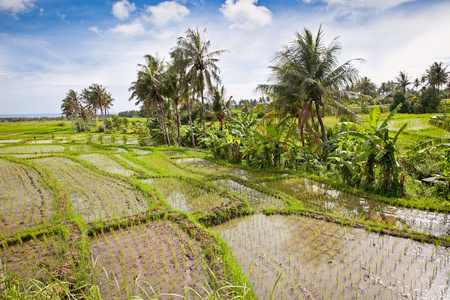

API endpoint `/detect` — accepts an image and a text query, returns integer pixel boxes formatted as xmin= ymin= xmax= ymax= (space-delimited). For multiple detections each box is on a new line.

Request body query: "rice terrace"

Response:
xmin=2 ymin=1 xmax=450 ymax=299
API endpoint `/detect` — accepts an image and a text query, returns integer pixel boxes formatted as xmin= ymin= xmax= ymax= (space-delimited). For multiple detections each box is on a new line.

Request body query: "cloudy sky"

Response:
xmin=1 ymin=0 xmax=449 ymax=114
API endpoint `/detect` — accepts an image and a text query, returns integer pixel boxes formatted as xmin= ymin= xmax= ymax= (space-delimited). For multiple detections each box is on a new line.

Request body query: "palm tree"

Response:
xmin=413 ymin=78 xmax=421 ymax=93
xmin=61 ymin=89 xmax=80 ymax=133
xmin=169 ymin=48 xmax=194 ymax=147
xmin=208 ymin=85 xmax=232 ymax=131
xmin=258 ymin=25 xmax=360 ymax=145
xmin=87 ymin=84 xmax=114 ymax=133
xmin=423 ymin=62 xmax=449 ymax=93
xmin=175 ymin=28 xmax=229 ymax=138
xmin=129 ymin=55 xmax=171 ymax=146
xmin=395 ymin=71 xmax=411 ymax=94
xmin=355 ymin=76 xmax=377 ymax=97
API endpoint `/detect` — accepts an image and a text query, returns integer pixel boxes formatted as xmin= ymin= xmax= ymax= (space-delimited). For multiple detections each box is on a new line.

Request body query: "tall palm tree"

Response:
xmin=395 ymin=71 xmax=411 ymax=94
xmin=175 ymin=28 xmax=229 ymax=138
xmin=129 ymin=55 xmax=171 ymax=146
xmin=61 ymin=89 xmax=80 ymax=133
xmin=423 ymin=62 xmax=449 ymax=93
xmin=168 ymin=48 xmax=193 ymax=147
xmin=258 ymin=25 xmax=360 ymax=145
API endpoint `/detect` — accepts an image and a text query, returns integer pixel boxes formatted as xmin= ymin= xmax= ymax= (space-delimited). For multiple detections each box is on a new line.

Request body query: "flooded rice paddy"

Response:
xmin=213 ymin=214 xmax=450 ymax=300
xmin=263 ymin=177 xmax=450 ymax=237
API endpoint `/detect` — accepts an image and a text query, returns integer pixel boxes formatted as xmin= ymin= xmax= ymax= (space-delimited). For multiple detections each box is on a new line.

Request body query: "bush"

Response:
xmin=390 ymin=91 xmax=410 ymax=113
xmin=420 ymin=87 xmax=441 ymax=113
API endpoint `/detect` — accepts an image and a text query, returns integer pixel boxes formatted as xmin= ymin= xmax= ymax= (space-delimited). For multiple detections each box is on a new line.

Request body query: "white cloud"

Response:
xmin=112 ymin=0 xmax=136 ymax=20
xmin=144 ymin=1 xmax=189 ymax=27
xmin=110 ymin=19 xmax=145 ymax=37
xmin=39 ymin=7 xmax=43 ymax=16
xmin=322 ymin=0 xmax=414 ymax=10
xmin=220 ymin=0 xmax=272 ymax=30
xmin=0 ymin=0 xmax=35 ymax=15
xmin=88 ymin=27 xmax=101 ymax=35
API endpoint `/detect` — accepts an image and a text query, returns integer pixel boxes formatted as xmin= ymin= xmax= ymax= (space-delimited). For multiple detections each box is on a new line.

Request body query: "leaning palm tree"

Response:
xmin=129 ymin=55 xmax=171 ymax=146
xmin=61 ymin=89 xmax=80 ymax=133
xmin=395 ymin=71 xmax=411 ymax=94
xmin=258 ymin=25 xmax=361 ymax=145
xmin=175 ymin=28 xmax=229 ymax=138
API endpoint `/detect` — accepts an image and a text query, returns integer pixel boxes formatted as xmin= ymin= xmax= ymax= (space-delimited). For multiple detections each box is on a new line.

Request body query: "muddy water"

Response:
xmin=213 ymin=214 xmax=450 ymax=300
xmin=176 ymin=158 xmax=283 ymax=179
xmin=212 ymin=178 xmax=285 ymax=210
xmin=264 ymin=177 xmax=450 ymax=237
xmin=143 ymin=178 xmax=229 ymax=213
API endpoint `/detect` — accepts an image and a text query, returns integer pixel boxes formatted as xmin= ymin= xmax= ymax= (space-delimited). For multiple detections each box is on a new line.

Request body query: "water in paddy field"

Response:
xmin=265 ymin=177 xmax=450 ymax=237
xmin=213 ymin=214 xmax=450 ymax=300
xmin=212 ymin=178 xmax=285 ymax=210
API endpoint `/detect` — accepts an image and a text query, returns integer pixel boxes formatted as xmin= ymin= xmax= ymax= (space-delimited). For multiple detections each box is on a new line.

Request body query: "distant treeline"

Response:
xmin=0 ymin=116 xmax=64 ymax=122
xmin=117 ymin=110 xmax=148 ymax=118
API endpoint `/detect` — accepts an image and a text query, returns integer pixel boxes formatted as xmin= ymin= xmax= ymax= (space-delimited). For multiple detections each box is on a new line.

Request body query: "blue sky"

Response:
xmin=1 ymin=0 xmax=449 ymax=114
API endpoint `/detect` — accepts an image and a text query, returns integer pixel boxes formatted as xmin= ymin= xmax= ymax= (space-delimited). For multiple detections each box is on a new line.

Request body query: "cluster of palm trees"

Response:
xmin=129 ymin=28 xmax=229 ymax=147
xmin=61 ymin=84 xmax=114 ymax=133
xmin=356 ymin=63 xmax=449 ymax=99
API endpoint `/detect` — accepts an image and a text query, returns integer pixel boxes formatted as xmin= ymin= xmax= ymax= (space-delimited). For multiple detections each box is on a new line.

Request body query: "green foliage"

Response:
xmin=390 ymin=91 xmax=410 ymax=113
xmin=420 ymin=87 xmax=442 ymax=113
xmin=331 ymin=104 xmax=407 ymax=196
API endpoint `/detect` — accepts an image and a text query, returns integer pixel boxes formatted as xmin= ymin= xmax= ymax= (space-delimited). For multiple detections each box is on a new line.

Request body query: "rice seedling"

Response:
xmin=212 ymin=214 xmax=450 ymax=299
xmin=79 ymin=153 xmax=134 ymax=176
xmin=0 ymin=145 xmax=65 ymax=154
xmin=0 ymin=160 xmax=53 ymax=238
xmin=90 ymin=219 xmax=211 ymax=299
xmin=34 ymin=157 xmax=149 ymax=221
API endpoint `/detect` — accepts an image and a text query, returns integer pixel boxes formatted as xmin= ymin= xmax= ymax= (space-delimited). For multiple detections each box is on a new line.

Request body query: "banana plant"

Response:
xmin=328 ymin=103 xmax=407 ymax=195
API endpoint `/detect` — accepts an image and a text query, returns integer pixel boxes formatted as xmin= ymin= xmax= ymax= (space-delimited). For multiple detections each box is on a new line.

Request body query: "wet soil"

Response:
xmin=212 ymin=178 xmax=285 ymax=211
xmin=0 ymin=234 xmax=65 ymax=282
xmin=79 ymin=153 xmax=134 ymax=176
xmin=213 ymin=214 xmax=450 ymax=300
xmin=91 ymin=220 xmax=210 ymax=299
xmin=0 ymin=160 xmax=53 ymax=237
xmin=144 ymin=177 xmax=230 ymax=213
xmin=35 ymin=157 xmax=149 ymax=222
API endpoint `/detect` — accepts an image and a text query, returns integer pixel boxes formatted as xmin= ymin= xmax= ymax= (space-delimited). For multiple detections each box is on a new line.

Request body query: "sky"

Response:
xmin=0 ymin=0 xmax=449 ymax=114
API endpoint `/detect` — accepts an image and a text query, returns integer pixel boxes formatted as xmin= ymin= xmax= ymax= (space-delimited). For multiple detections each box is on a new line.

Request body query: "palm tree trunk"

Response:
xmin=201 ymin=88 xmax=207 ymax=138
xmin=175 ymin=98 xmax=181 ymax=146
xmin=298 ymin=114 xmax=305 ymax=147
xmin=187 ymin=99 xmax=196 ymax=148
xmin=315 ymin=101 xmax=327 ymax=142
xmin=71 ymin=115 xmax=75 ymax=134
xmin=159 ymin=103 xmax=171 ymax=146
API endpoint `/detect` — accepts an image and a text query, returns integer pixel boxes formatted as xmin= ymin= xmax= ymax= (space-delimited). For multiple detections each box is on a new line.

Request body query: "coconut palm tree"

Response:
xmin=395 ymin=71 xmax=411 ymax=94
xmin=423 ymin=62 xmax=449 ymax=93
xmin=355 ymin=76 xmax=377 ymax=97
xmin=87 ymin=84 xmax=114 ymax=133
xmin=258 ymin=25 xmax=360 ymax=145
xmin=129 ymin=55 xmax=171 ymax=146
xmin=208 ymin=85 xmax=232 ymax=131
xmin=61 ymin=89 xmax=80 ymax=133
xmin=175 ymin=28 xmax=229 ymax=138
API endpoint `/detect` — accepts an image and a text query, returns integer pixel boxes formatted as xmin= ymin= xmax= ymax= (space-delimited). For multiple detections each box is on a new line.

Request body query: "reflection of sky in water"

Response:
xmin=267 ymin=177 xmax=450 ymax=237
